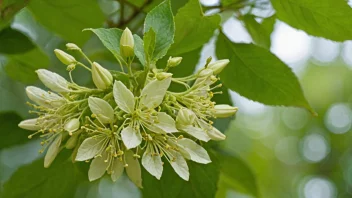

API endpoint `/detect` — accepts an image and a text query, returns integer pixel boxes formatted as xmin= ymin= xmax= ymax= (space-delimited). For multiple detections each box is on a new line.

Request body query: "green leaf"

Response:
xmin=142 ymin=151 xmax=219 ymax=198
xmin=143 ymin=28 xmax=156 ymax=65
xmin=168 ymin=0 xmax=220 ymax=55
xmin=0 ymin=28 xmax=35 ymax=54
xmin=216 ymin=150 xmax=259 ymax=197
xmin=144 ymin=0 xmax=175 ymax=62
xmin=271 ymin=0 xmax=352 ymax=41
xmin=85 ymin=28 xmax=123 ymax=60
xmin=110 ymin=70 xmax=130 ymax=86
xmin=216 ymin=33 xmax=314 ymax=114
xmin=0 ymin=112 xmax=29 ymax=149
xmin=134 ymin=34 xmax=146 ymax=66
xmin=0 ymin=65 xmax=27 ymax=116
xmin=27 ymin=0 xmax=105 ymax=44
xmin=5 ymin=47 xmax=49 ymax=83
xmin=242 ymin=14 xmax=276 ymax=49
xmin=1 ymin=150 xmax=86 ymax=198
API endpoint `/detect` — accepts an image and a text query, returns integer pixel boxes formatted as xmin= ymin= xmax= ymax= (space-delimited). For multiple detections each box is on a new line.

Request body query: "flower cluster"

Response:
xmin=18 ymin=28 xmax=237 ymax=187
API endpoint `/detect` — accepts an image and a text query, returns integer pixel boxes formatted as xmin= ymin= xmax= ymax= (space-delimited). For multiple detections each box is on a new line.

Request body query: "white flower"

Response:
xmin=36 ymin=69 xmax=70 ymax=93
xmin=176 ymin=108 xmax=211 ymax=142
xmin=207 ymin=59 xmax=229 ymax=75
xmin=26 ymin=86 xmax=65 ymax=108
xmin=213 ymin=104 xmax=238 ymax=118
xmin=120 ymin=27 xmax=135 ymax=57
xmin=88 ymin=97 xmax=114 ymax=124
xmin=54 ymin=49 xmax=76 ymax=65
xmin=113 ymin=78 xmax=177 ymax=149
xmin=18 ymin=118 xmax=41 ymax=131
xmin=198 ymin=119 xmax=226 ymax=141
xmin=176 ymin=138 xmax=211 ymax=164
xmin=92 ymin=62 xmax=113 ymax=90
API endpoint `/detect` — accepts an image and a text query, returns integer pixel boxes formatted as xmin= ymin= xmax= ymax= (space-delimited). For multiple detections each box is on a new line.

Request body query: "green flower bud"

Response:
xmin=176 ymin=108 xmax=196 ymax=126
xmin=54 ymin=49 xmax=76 ymax=65
xmin=18 ymin=118 xmax=41 ymax=131
xmin=213 ymin=104 xmax=238 ymax=118
xmin=207 ymin=59 xmax=229 ymax=75
xmin=65 ymin=131 xmax=80 ymax=149
xmin=64 ymin=118 xmax=80 ymax=134
xmin=167 ymin=57 xmax=182 ymax=67
xmin=36 ymin=69 xmax=70 ymax=93
xmin=92 ymin=62 xmax=113 ymax=90
xmin=156 ymin=72 xmax=173 ymax=80
xmin=120 ymin=27 xmax=135 ymax=58
xmin=66 ymin=43 xmax=81 ymax=51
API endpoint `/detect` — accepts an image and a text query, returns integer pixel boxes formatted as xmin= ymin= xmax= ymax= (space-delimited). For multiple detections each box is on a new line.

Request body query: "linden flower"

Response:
xmin=142 ymin=134 xmax=211 ymax=180
xmin=113 ymin=76 xmax=178 ymax=149
xmin=17 ymin=35 xmax=238 ymax=186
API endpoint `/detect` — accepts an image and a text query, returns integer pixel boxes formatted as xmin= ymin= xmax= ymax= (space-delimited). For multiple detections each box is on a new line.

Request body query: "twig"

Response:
xmin=112 ymin=0 xmax=152 ymax=28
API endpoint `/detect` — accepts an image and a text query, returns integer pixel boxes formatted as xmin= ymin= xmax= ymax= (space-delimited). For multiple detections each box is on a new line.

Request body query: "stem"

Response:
xmin=76 ymin=62 xmax=91 ymax=71
xmin=77 ymin=49 xmax=93 ymax=66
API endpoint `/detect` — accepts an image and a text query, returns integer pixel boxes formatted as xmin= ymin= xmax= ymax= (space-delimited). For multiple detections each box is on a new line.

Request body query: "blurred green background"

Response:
xmin=1 ymin=0 xmax=352 ymax=198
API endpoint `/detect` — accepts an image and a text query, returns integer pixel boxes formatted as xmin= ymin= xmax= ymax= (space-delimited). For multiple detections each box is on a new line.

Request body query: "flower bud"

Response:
xmin=156 ymin=72 xmax=173 ymax=81
xmin=36 ymin=69 xmax=70 ymax=93
xmin=66 ymin=43 xmax=81 ymax=51
xmin=176 ymin=108 xmax=196 ymax=126
xmin=65 ymin=131 xmax=81 ymax=149
xmin=26 ymin=86 xmax=65 ymax=108
xmin=198 ymin=69 xmax=213 ymax=77
xmin=120 ymin=27 xmax=134 ymax=58
xmin=64 ymin=118 xmax=80 ymax=134
xmin=167 ymin=57 xmax=182 ymax=67
xmin=213 ymin=104 xmax=238 ymax=118
xmin=207 ymin=127 xmax=226 ymax=141
xmin=54 ymin=49 xmax=76 ymax=65
xmin=18 ymin=118 xmax=41 ymax=131
xmin=92 ymin=62 xmax=113 ymax=90
xmin=207 ymin=59 xmax=229 ymax=75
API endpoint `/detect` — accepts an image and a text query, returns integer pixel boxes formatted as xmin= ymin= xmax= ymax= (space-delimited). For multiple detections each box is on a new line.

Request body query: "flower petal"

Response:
xmin=169 ymin=151 xmax=189 ymax=181
xmin=178 ymin=125 xmax=211 ymax=142
xmin=140 ymin=77 xmax=171 ymax=109
xmin=111 ymin=157 xmax=125 ymax=182
xmin=26 ymin=86 xmax=65 ymax=108
xmin=18 ymin=118 xmax=41 ymax=131
xmin=75 ymin=135 xmax=107 ymax=161
xmin=198 ymin=119 xmax=226 ymax=141
xmin=121 ymin=126 xmax=142 ymax=149
xmin=88 ymin=152 xmax=109 ymax=181
xmin=88 ymin=97 xmax=114 ymax=124
xmin=36 ymin=69 xmax=70 ymax=93
xmin=125 ymin=150 xmax=143 ymax=188
xmin=178 ymin=138 xmax=211 ymax=164
xmin=44 ymin=134 xmax=62 ymax=168
xmin=154 ymin=112 xmax=178 ymax=133
xmin=113 ymin=80 xmax=135 ymax=113
xmin=142 ymin=151 xmax=163 ymax=180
